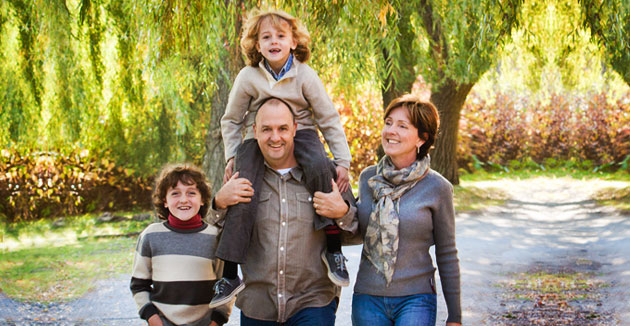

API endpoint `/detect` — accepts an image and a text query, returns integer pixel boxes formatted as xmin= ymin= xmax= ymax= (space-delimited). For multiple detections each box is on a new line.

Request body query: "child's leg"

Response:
xmin=210 ymin=139 xmax=262 ymax=307
xmin=294 ymin=129 xmax=349 ymax=287
xmin=215 ymin=138 xmax=264 ymax=264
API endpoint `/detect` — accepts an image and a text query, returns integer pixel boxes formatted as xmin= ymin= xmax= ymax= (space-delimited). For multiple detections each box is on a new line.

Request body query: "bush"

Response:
xmin=0 ymin=150 xmax=152 ymax=222
xmin=458 ymin=91 xmax=630 ymax=172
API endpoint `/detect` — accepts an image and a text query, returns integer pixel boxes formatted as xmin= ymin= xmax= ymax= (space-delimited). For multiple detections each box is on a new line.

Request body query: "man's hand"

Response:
xmin=313 ymin=179 xmax=349 ymax=218
xmin=335 ymin=166 xmax=350 ymax=193
xmin=214 ymin=172 xmax=254 ymax=210
xmin=147 ymin=314 xmax=163 ymax=326
xmin=223 ymin=158 xmax=235 ymax=184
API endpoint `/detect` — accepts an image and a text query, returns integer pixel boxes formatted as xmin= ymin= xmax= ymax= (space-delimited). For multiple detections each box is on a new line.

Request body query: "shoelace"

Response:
xmin=333 ymin=253 xmax=347 ymax=273
xmin=213 ymin=280 xmax=228 ymax=295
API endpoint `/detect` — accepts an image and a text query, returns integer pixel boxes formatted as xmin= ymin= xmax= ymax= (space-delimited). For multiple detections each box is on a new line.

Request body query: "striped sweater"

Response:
xmin=130 ymin=222 xmax=232 ymax=325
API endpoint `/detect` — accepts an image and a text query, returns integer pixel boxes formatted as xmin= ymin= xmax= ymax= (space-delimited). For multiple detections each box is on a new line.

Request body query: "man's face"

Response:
xmin=254 ymin=100 xmax=297 ymax=170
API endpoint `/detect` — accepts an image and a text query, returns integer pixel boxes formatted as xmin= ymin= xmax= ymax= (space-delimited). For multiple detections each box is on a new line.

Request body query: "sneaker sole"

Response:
xmin=320 ymin=252 xmax=350 ymax=287
xmin=208 ymin=282 xmax=245 ymax=308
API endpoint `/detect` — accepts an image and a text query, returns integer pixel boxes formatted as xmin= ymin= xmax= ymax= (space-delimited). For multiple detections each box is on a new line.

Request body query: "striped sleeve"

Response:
xmin=130 ymin=226 xmax=157 ymax=320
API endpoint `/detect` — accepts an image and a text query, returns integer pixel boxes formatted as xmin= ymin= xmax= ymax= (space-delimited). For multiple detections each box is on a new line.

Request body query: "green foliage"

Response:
xmin=0 ymin=150 xmax=152 ymax=222
xmin=580 ymin=0 xmax=630 ymax=85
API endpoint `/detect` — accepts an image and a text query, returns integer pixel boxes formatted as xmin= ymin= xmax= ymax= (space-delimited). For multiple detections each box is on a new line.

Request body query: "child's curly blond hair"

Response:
xmin=240 ymin=9 xmax=311 ymax=67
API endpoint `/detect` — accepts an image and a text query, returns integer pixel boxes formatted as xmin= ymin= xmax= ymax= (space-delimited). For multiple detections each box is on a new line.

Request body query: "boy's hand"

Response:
xmin=335 ymin=166 xmax=350 ymax=193
xmin=147 ymin=314 xmax=163 ymax=326
xmin=215 ymin=172 xmax=254 ymax=209
xmin=223 ymin=158 xmax=235 ymax=184
xmin=313 ymin=179 xmax=349 ymax=218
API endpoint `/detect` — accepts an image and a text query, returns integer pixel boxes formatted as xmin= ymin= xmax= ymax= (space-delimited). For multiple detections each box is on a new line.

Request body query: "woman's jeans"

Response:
xmin=351 ymin=293 xmax=437 ymax=326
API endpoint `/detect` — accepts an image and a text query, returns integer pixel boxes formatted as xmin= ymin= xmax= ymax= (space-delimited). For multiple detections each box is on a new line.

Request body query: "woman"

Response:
xmin=348 ymin=94 xmax=461 ymax=325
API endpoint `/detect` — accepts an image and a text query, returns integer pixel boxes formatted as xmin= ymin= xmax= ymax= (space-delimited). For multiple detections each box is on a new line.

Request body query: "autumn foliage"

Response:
xmin=0 ymin=151 xmax=152 ymax=222
xmin=457 ymin=92 xmax=630 ymax=172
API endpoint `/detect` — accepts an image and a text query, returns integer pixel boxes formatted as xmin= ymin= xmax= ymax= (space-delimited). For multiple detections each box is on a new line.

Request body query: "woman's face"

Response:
xmin=382 ymin=106 xmax=424 ymax=169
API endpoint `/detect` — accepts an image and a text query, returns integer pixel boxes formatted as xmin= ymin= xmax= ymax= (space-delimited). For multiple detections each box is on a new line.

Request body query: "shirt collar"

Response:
xmin=263 ymin=161 xmax=303 ymax=182
xmin=263 ymin=53 xmax=294 ymax=81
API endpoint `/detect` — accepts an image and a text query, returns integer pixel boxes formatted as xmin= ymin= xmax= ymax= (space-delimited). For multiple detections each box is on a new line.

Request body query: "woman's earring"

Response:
xmin=417 ymin=146 xmax=420 ymax=154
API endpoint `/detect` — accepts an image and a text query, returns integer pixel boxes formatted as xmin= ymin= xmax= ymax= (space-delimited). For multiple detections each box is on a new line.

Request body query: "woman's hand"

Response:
xmin=335 ymin=166 xmax=350 ymax=193
xmin=214 ymin=172 xmax=254 ymax=209
xmin=313 ymin=179 xmax=349 ymax=218
xmin=147 ymin=314 xmax=163 ymax=326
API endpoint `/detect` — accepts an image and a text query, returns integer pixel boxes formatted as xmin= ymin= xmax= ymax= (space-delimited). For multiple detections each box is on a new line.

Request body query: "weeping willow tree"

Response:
xmin=360 ymin=0 xmax=522 ymax=184
xmin=580 ymin=0 xmax=630 ymax=87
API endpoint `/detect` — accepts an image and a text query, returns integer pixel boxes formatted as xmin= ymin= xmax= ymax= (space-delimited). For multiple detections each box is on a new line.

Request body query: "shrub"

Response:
xmin=0 ymin=150 xmax=152 ymax=222
xmin=458 ymin=91 xmax=630 ymax=172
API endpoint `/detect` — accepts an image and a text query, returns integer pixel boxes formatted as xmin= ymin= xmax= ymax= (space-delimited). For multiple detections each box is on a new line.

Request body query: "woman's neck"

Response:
xmin=390 ymin=154 xmax=416 ymax=170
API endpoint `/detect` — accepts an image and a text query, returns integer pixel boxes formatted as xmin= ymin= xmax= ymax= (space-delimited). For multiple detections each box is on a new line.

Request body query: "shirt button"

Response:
xmin=282 ymin=198 xmax=286 ymax=203
xmin=278 ymin=293 xmax=283 ymax=298
xmin=308 ymin=196 xmax=312 ymax=202
xmin=215 ymin=214 xmax=219 ymax=218
xmin=339 ymin=222 xmax=343 ymax=226
xmin=280 ymin=246 xmax=284 ymax=251
xmin=282 ymin=222 xmax=286 ymax=226
xmin=280 ymin=270 xmax=284 ymax=275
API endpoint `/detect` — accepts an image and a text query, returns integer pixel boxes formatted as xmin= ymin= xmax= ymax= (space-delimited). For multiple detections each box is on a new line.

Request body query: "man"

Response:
xmin=209 ymin=98 xmax=357 ymax=325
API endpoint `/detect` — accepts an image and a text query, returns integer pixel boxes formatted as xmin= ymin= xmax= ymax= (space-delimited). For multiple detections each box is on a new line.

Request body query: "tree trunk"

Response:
xmin=204 ymin=72 xmax=233 ymax=192
xmin=203 ymin=0 xmax=245 ymax=191
xmin=430 ymin=79 xmax=473 ymax=185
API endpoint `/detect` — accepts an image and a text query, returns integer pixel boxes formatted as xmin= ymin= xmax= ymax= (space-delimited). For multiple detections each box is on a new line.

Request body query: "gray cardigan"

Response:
xmin=353 ymin=165 xmax=462 ymax=324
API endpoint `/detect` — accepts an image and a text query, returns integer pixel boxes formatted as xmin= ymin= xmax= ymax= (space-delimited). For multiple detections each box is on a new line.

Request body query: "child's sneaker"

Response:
xmin=321 ymin=251 xmax=350 ymax=287
xmin=209 ymin=276 xmax=245 ymax=308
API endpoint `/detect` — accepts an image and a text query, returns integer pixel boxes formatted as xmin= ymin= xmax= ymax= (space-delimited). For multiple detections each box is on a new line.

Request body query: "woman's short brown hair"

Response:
xmin=240 ymin=9 xmax=311 ymax=66
xmin=384 ymin=94 xmax=440 ymax=160
xmin=152 ymin=163 xmax=212 ymax=220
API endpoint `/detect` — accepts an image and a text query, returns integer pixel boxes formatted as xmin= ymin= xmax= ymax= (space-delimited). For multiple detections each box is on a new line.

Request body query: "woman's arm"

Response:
xmin=432 ymin=178 xmax=462 ymax=325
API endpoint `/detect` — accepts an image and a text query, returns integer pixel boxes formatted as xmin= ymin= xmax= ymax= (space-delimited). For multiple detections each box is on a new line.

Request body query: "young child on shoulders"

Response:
xmin=211 ymin=8 xmax=352 ymax=308
xmin=130 ymin=163 xmax=233 ymax=326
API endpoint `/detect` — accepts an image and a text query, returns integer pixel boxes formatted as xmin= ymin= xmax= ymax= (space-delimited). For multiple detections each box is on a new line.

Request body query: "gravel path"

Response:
xmin=1 ymin=177 xmax=629 ymax=325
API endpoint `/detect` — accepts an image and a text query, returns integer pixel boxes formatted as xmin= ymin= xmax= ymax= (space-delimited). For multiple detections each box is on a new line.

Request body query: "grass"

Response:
xmin=0 ymin=211 xmax=152 ymax=303
xmin=459 ymin=167 xmax=630 ymax=182
xmin=453 ymin=184 xmax=508 ymax=212
xmin=0 ymin=237 xmax=136 ymax=303
xmin=592 ymin=186 xmax=630 ymax=212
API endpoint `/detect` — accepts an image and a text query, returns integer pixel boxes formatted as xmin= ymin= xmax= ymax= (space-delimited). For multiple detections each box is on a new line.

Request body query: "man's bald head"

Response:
xmin=255 ymin=98 xmax=295 ymax=124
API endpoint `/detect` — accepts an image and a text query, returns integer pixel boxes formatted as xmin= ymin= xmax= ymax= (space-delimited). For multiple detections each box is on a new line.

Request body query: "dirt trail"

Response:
xmin=451 ymin=177 xmax=630 ymax=325
xmin=1 ymin=177 xmax=629 ymax=325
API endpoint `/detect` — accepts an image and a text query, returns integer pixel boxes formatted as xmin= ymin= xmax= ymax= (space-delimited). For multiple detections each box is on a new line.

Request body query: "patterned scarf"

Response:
xmin=364 ymin=155 xmax=430 ymax=285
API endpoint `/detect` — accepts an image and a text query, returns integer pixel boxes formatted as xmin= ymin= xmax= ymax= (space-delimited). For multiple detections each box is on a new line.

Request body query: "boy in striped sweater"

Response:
xmin=130 ymin=163 xmax=233 ymax=326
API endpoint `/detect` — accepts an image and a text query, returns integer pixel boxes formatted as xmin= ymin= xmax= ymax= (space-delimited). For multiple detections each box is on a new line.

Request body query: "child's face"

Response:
xmin=256 ymin=17 xmax=297 ymax=73
xmin=164 ymin=180 xmax=204 ymax=221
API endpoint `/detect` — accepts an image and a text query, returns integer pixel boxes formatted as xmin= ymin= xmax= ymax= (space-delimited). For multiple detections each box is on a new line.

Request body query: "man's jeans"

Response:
xmin=240 ymin=299 xmax=337 ymax=326
xmin=351 ymin=293 xmax=437 ymax=326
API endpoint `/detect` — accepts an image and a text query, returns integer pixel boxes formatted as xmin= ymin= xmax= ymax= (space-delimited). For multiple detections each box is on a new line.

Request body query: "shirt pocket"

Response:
xmin=256 ymin=191 xmax=274 ymax=223
xmin=296 ymin=192 xmax=315 ymax=224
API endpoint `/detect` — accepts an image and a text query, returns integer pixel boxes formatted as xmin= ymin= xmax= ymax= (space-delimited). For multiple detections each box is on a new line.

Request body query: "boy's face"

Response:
xmin=256 ymin=17 xmax=297 ymax=73
xmin=164 ymin=180 xmax=203 ymax=221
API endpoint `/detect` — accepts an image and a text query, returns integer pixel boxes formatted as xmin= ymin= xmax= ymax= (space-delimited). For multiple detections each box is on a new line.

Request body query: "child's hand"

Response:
xmin=223 ymin=158 xmax=235 ymax=185
xmin=147 ymin=314 xmax=163 ymax=326
xmin=215 ymin=172 xmax=254 ymax=209
xmin=335 ymin=166 xmax=350 ymax=193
